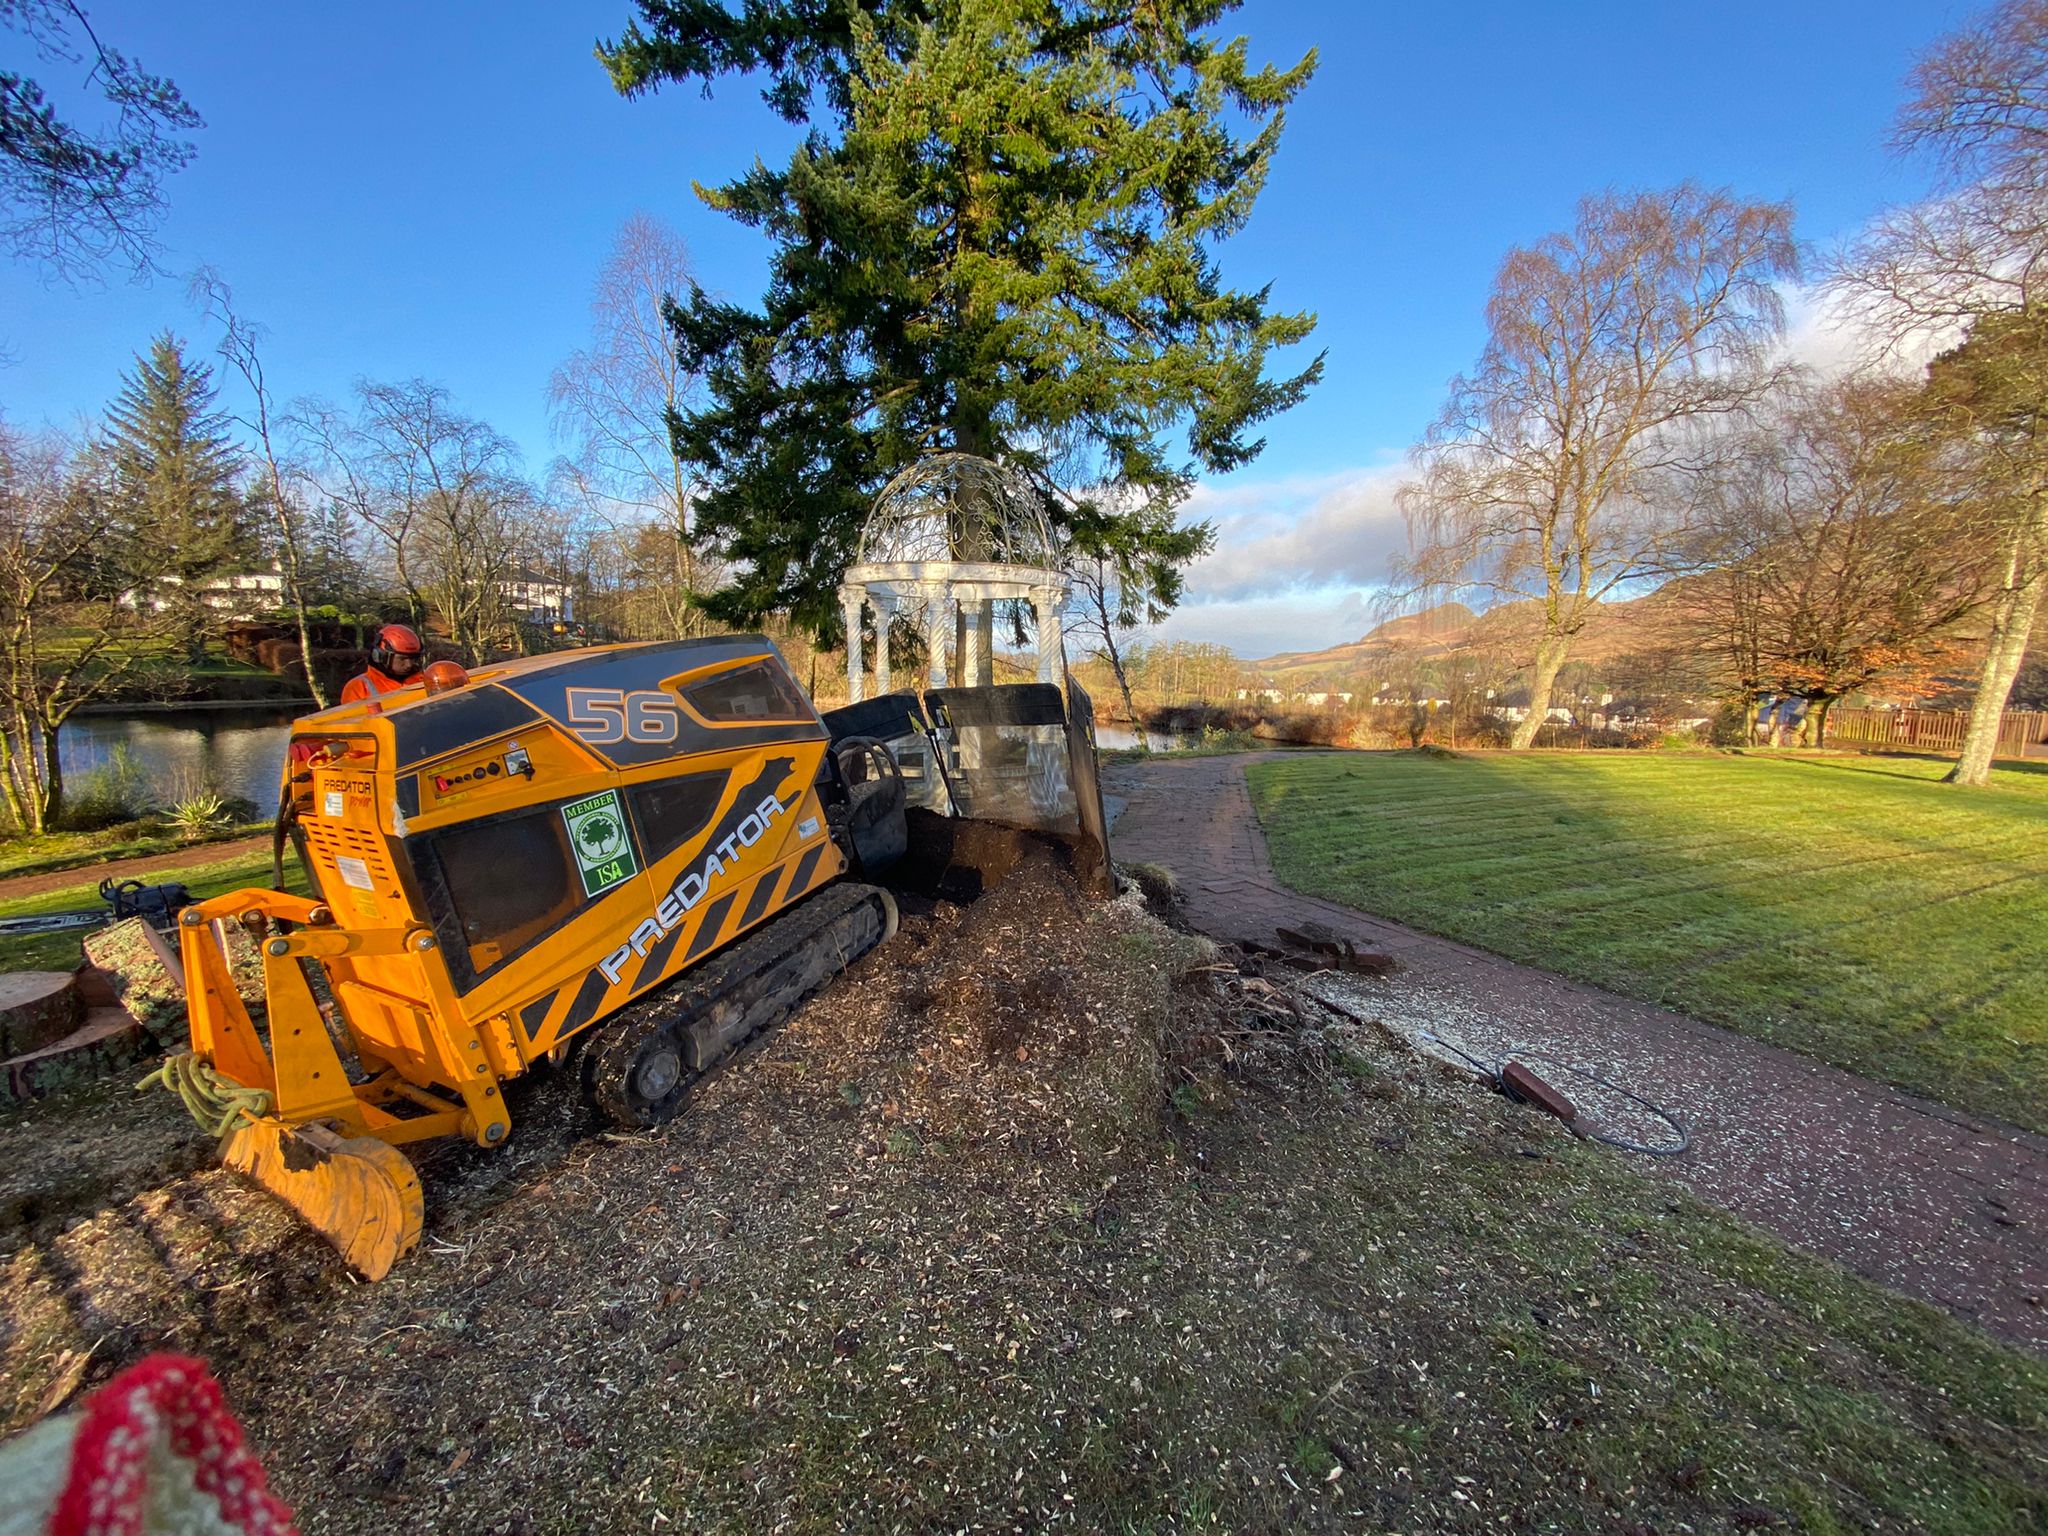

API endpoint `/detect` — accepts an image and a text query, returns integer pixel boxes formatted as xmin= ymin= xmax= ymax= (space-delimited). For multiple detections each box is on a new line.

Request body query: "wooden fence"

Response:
xmin=1826 ymin=706 xmax=2046 ymax=760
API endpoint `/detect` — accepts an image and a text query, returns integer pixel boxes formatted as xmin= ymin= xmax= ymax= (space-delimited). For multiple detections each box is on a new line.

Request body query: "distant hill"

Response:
xmin=1252 ymin=590 xmax=1691 ymax=689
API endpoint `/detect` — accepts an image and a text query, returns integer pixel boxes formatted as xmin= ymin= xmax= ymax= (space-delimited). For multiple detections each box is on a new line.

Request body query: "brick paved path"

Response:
xmin=1105 ymin=752 xmax=2048 ymax=1352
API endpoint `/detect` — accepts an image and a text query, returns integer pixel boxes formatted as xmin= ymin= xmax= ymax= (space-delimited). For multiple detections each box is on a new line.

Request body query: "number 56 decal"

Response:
xmin=565 ymin=688 xmax=681 ymax=744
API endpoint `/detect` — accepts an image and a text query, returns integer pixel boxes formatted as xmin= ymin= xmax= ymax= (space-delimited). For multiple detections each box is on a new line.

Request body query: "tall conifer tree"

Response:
xmin=103 ymin=332 xmax=247 ymax=661
xmin=600 ymin=0 xmax=1322 ymax=632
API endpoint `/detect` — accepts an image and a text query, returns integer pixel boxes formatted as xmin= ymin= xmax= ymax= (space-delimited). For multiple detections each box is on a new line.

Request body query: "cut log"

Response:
xmin=82 ymin=917 xmax=186 ymax=1050
xmin=1 ymin=1007 xmax=151 ymax=1106
xmin=0 ymin=971 xmax=83 ymax=1058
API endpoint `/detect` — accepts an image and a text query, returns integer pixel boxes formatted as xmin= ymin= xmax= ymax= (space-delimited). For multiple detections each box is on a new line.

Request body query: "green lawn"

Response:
xmin=0 ymin=848 xmax=307 ymax=974
xmin=1247 ymin=750 xmax=2048 ymax=1135
xmin=0 ymin=821 xmax=268 ymax=883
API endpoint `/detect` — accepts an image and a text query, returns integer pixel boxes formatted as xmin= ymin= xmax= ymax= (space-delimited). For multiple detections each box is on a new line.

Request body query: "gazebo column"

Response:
xmin=1034 ymin=582 xmax=1067 ymax=684
xmin=966 ymin=598 xmax=994 ymax=687
xmin=922 ymin=580 xmax=950 ymax=689
xmin=873 ymin=593 xmax=898 ymax=696
xmin=840 ymin=586 xmax=865 ymax=704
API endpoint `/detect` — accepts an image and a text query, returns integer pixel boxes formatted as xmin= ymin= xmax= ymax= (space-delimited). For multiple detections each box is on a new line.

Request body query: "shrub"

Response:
xmin=168 ymin=792 xmax=229 ymax=839
xmin=254 ymin=637 xmax=305 ymax=675
xmin=1344 ymin=720 xmax=1398 ymax=750
xmin=1199 ymin=723 xmax=1258 ymax=752
xmin=59 ymin=745 xmax=151 ymax=830
xmin=152 ymin=767 xmax=256 ymax=828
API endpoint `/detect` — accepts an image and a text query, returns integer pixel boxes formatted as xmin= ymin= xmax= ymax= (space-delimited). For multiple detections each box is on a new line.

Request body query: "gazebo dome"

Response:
xmin=858 ymin=453 xmax=1059 ymax=566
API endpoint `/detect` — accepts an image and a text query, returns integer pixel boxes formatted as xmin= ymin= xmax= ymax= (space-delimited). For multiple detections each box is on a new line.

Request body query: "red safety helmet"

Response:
xmin=370 ymin=622 xmax=424 ymax=680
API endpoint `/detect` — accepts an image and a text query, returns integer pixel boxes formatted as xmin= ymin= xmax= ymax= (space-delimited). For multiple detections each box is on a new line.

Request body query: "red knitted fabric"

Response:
xmin=49 ymin=1355 xmax=297 ymax=1536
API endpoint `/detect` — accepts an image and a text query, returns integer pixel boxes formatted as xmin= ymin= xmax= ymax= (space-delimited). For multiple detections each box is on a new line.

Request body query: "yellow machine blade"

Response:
xmin=220 ymin=1121 xmax=424 ymax=1281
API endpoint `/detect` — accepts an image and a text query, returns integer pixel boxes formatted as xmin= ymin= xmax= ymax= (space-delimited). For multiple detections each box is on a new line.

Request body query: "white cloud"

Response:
xmin=1179 ymin=460 xmax=1411 ymax=603
xmin=1153 ymin=586 xmax=1379 ymax=658
xmin=1772 ymin=272 xmax=1959 ymax=381
xmin=1135 ymin=461 xmax=1413 ymax=657
xmin=1774 ymin=281 xmax=1872 ymax=378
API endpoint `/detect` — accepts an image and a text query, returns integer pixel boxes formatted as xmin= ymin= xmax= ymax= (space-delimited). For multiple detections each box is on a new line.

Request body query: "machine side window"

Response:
xmin=631 ymin=771 xmax=729 ymax=865
xmin=417 ymin=806 xmax=587 ymax=983
xmin=683 ymin=660 xmax=810 ymax=724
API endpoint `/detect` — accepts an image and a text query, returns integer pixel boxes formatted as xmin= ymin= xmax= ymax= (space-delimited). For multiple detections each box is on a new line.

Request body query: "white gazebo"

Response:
xmin=839 ymin=454 xmax=1070 ymax=702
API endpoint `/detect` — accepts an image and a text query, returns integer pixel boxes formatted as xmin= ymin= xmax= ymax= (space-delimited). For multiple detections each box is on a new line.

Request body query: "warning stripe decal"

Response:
xmin=518 ymin=988 xmax=559 ymax=1048
xmin=540 ymin=836 xmax=841 ymax=1054
xmin=683 ymin=891 xmax=738 ymax=963
xmin=629 ymin=918 xmax=687 ymax=999
xmin=787 ymin=843 xmax=825 ymax=900
xmin=738 ymin=861 xmax=784 ymax=930
xmin=557 ymin=965 xmax=612 ymax=1039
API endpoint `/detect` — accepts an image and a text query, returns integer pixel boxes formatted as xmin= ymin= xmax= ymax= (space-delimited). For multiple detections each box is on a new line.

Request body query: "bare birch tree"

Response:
xmin=1068 ymin=549 xmax=1148 ymax=741
xmin=0 ymin=425 xmax=168 ymax=831
xmin=1398 ymin=184 xmax=1797 ymax=749
xmin=191 ymin=269 xmax=329 ymax=705
xmin=303 ymin=381 xmax=528 ymax=663
xmin=1684 ymin=376 xmax=1988 ymax=745
xmin=549 ymin=214 xmax=714 ymax=637
xmin=1830 ymin=0 xmax=2048 ymax=784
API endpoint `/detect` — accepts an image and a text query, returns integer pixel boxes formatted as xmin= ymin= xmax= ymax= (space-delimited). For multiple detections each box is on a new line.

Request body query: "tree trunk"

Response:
xmin=1948 ymin=567 xmax=2044 ymax=787
xmin=1104 ymin=630 xmax=1144 ymax=749
xmin=265 ymin=465 xmax=329 ymax=708
xmin=39 ymin=720 xmax=63 ymax=831
xmin=4 ymin=701 xmax=47 ymax=836
xmin=0 ymin=728 xmax=26 ymax=835
xmin=1509 ymin=634 xmax=1572 ymax=750
xmin=290 ymin=591 xmax=324 ymax=706
xmin=1812 ymin=696 xmax=1833 ymax=751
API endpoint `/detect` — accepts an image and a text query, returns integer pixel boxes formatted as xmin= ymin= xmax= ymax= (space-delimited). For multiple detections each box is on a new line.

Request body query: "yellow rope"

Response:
xmin=138 ymin=1052 xmax=275 ymax=1143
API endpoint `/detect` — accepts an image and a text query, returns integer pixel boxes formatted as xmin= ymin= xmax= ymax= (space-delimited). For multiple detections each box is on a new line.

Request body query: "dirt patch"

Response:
xmin=0 ymin=1079 xmax=211 ymax=1253
xmin=0 ymin=841 xmax=1209 ymax=1441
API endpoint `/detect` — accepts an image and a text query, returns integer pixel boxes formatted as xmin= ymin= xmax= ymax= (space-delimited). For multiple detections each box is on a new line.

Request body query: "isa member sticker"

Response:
xmin=562 ymin=789 xmax=639 ymax=897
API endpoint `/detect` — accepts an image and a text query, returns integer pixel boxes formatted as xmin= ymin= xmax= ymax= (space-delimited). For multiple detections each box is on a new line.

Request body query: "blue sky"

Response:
xmin=0 ymin=1 xmax=1966 ymax=655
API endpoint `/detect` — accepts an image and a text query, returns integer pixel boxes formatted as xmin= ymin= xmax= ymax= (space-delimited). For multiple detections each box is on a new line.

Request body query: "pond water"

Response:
xmin=1093 ymin=724 xmax=1197 ymax=752
xmin=61 ymin=707 xmax=300 ymax=813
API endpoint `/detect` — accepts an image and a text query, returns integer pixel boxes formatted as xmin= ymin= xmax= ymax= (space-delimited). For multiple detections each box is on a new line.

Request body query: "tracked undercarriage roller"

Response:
xmin=586 ymin=882 xmax=898 ymax=1126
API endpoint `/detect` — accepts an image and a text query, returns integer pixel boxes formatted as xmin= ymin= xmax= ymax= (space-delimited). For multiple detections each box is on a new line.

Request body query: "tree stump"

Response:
xmin=2 ymin=1008 xmax=151 ymax=1106
xmin=0 ymin=971 xmax=83 ymax=1058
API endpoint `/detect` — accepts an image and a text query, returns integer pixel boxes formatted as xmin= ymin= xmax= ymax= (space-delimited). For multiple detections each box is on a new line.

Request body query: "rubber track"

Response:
xmin=588 ymin=882 xmax=891 ymax=1127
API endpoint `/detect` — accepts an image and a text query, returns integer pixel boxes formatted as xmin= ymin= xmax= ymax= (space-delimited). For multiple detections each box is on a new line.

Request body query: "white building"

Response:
xmin=121 ymin=565 xmax=285 ymax=621
xmin=500 ymin=568 xmax=574 ymax=624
